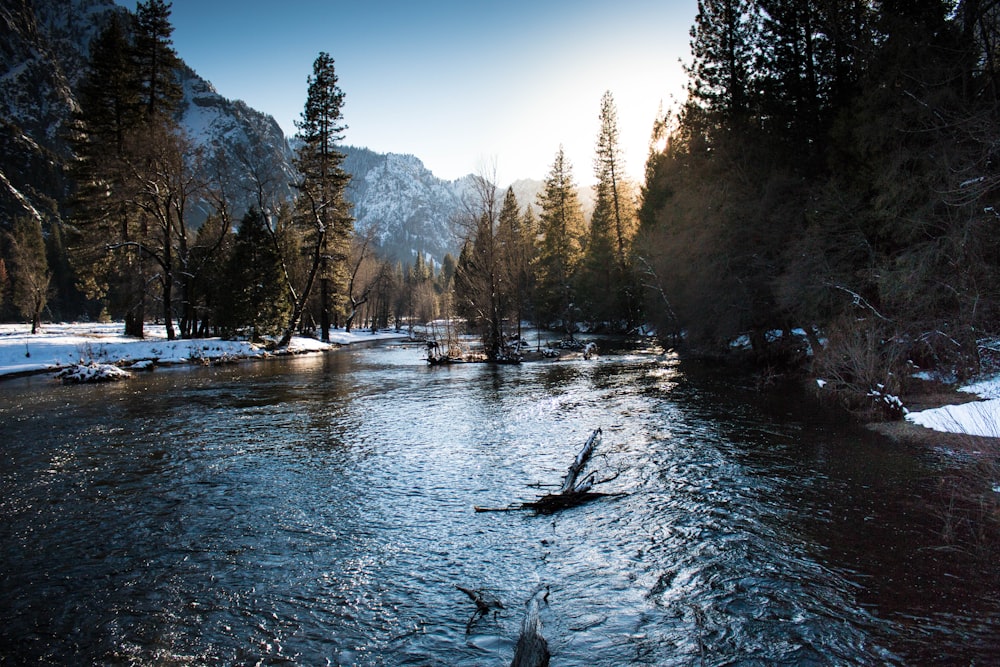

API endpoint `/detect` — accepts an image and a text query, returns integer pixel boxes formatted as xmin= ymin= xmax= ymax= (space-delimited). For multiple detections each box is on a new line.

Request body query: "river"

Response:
xmin=0 ymin=339 xmax=998 ymax=665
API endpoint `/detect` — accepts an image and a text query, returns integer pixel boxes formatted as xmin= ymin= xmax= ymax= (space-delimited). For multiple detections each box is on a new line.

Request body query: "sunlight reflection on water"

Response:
xmin=0 ymin=341 xmax=998 ymax=664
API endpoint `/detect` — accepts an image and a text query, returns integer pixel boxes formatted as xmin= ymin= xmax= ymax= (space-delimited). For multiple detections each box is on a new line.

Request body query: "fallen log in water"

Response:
xmin=510 ymin=587 xmax=550 ymax=667
xmin=475 ymin=429 xmax=619 ymax=513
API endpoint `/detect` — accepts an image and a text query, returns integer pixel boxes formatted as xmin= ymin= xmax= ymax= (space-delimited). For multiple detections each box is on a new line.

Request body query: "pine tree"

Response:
xmin=438 ymin=253 xmax=457 ymax=292
xmin=535 ymin=146 xmax=586 ymax=334
xmin=70 ymin=13 xmax=143 ymax=333
xmin=133 ymin=0 xmax=182 ymax=122
xmin=75 ymin=13 xmax=140 ymax=156
xmin=756 ymin=0 xmax=822 ymax=150
xmin=595 ymin=92 xmax=636 ymax=268
xmin=497 ymin=187 xmax=534 ymax=338
xmin=286 ymin=51 xmax=353 ymax=346
xmin=581 ymin=92 xmax=640 ymax=328
xmin=220 ymin=208 xmax=290 ymax=341
xmin=70 ymin=0 xmax=189 ymax=339
xmin=686 ymin=0 xmax=759 ymax=127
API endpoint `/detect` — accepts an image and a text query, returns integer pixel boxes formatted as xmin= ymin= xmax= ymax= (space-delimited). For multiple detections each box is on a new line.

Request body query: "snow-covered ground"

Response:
xmin=0 ymin=322 xmax=408 ymax=380
xmin=907 ymin=376 xmax=1000 ymax=438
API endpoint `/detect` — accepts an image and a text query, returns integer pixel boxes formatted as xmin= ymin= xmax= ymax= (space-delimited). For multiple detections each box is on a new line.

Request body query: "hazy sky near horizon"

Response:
xmin=120 ymin=1 xmax=695 ymax=185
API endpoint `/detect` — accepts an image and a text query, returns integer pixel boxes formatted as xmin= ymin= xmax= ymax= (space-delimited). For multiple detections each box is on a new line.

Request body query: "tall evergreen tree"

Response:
xmin=497 ymin=187 xmax=535 ymax=338
xmin=595 ymin=92 xmax=636 ymax=268
xmin=581 ymin=91 xmax=640 ymax=328
xmin=535 ymin=146 xmax=586 ymax=334
xmin=70 ymin=13 xmax=144 ymax=332
xmin=75 ymin=13 xmax=140 ymax=156
xmin=132 ymin=0 xmax=182 ymax=122
xmin=69 ymin=0 xmax=190 ymax=340
xmin=220 ymin=208 xmax=290 ymax=341
xmin=287 ymin=51 xmax=353 ymax=346
xmin=686 ymin=0 xmax=759 ymax=127
xmin=756 ymin=0 xmax=822 ymax=151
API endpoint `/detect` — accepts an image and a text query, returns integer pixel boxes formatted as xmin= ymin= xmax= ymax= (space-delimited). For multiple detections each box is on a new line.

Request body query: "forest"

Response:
xmin=1 ymin=0 xmax=999 ymax=409
xmin=639 ymin=0 xmax=1000 ymax=407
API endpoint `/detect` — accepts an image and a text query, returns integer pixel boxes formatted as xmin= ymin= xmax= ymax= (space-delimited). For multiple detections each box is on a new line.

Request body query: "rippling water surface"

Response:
xmin=1 ymin=340 xmax=998 ymax=665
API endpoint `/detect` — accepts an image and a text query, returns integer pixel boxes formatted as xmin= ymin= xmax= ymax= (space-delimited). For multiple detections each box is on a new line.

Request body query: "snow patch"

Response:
xmin=907 ymin=374 xmax=1000 ymax=437
xmin=0 ymin=323 xmax=407 ymax=380
xmin=57 ymin=362 xmax=130 ymax=384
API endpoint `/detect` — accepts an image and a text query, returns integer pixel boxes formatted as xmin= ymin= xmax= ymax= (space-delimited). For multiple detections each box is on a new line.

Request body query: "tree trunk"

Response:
xmin=125 ymin=294 xmax=144 ymax=338
xmin=320 ymin=272 xmax=331 ymax=342
xmin=511 ymin=588 xmax=549 ymax=667
xmin=162 ymin=226 xmax=175 ymax=341
xmin=124 ymin=253 xmax=145 ymax=338
xmin=162 ymin=270 xmax=175 ymax=340
xmin=277 ymin=226 xmax=326 ymax=348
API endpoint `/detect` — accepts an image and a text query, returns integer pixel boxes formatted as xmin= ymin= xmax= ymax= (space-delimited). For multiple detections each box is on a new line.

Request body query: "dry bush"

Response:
xmin=811 ymin=315 xmax=907 ymax=417
xmin=934 ymin=441 xmax=1000 ymax=561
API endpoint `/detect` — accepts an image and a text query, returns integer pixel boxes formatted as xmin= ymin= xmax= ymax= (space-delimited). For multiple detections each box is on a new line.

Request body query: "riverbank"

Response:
xmin=8 ymin=320 xmax=998 ymax=446
xmin=0 ymin=322 xmax=408 ymax=381
xmin=829 ymin=370 xmax=1000 ymax=451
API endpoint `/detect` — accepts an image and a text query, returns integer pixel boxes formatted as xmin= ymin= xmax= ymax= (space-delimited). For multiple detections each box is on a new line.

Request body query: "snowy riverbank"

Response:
xmin=6 ymin=321 xmax=1000 ymax=440
xmin=906 ymin=375 xmax=1000 ymax=439
xmin=0 ymin=322 xmax=408 ymax=380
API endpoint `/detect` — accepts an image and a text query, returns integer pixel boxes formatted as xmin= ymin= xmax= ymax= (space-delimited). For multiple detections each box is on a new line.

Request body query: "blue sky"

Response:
xmin=123 ymin=1 xmax=695 ymax=185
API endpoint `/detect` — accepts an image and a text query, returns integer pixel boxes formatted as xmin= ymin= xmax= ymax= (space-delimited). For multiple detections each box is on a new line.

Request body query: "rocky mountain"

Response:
xmin=342 ymin=146 xmax=475 ymax=264
xmin=0 ymin=0 xmax=478 ymax=266
xmin=508 ymin=177 xmax=596 ymax=222
xmin=175 ymin=65 xmax=298 ymax=223
xmin=1 ymin=0 xmax=601 ymax=269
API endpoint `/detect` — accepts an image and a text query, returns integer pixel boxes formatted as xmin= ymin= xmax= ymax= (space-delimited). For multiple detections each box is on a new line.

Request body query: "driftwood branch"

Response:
xmin=475 ymin=429 xmax=618 ymax=513
xmin=474 ymin=503 xmax=525 ymax=513
xmin=558 ymin=428 xmax=600 ymax=493
xmin=456 ymin=585 xmax=504 ymax=615
xmin=522 ymin=488 xmax=611 ymax=514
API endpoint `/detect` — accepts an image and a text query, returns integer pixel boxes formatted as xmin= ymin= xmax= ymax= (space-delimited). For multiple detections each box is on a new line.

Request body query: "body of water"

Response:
xmin=1 ymin=340 xmax=997 ymax=664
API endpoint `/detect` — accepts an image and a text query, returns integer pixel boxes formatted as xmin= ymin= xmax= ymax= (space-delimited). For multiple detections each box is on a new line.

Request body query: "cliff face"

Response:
xmin=343 ymin=147 xmax=474 ymax=264
xmin=0 ymin=0 xmax=112 ymax=222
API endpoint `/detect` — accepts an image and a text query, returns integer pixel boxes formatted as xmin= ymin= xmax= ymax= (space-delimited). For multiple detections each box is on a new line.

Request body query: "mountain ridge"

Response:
xmin=0 ymin=0 xmax=591 ymax=267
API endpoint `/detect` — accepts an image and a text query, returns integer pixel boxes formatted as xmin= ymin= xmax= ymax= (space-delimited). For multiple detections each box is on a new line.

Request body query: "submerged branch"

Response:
xmin=456 ymin=584 xmax=504 ymax=633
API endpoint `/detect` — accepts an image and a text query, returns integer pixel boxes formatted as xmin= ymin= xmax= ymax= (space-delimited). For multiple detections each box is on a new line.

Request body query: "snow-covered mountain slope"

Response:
xmin=0 ymin=0 xmax=498 ymax=265
xmin=176 ymin=66 xmax=298 ymax=222
xmin=342 ymin=146 xmax=475 ymax=263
